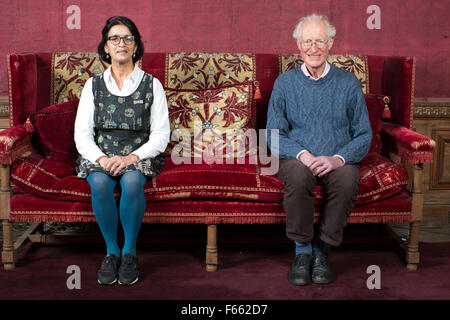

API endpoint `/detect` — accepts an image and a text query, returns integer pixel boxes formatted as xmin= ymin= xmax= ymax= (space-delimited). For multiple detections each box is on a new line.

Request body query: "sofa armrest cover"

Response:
xmin=0 ymin=125 xmax=34 ymax=164
xmin=381 ymin=122 xmax=435 ymax=164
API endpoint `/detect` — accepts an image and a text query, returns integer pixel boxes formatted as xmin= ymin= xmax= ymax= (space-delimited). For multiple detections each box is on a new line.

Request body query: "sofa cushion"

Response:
xmin=147 ymin=157 xmax=284 ymax=202
xmin=166 ymin=82 xmax=257 ymax=160
xmin=28 ymin=99 xmax=79 ymax=164
xmin=356 ymin=152 xmax=409 ymax=205
xmin=279 ymin=54 xmax=369 ymax=94
xmin=11 ymin=154 xmax=91 ymax=202
xmin=11 ymin=154 xmax=285 ymax=203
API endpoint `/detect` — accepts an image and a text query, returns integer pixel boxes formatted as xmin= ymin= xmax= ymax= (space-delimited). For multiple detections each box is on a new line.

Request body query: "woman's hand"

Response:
xmin=97 ymin=154 xmax=140 ymax=176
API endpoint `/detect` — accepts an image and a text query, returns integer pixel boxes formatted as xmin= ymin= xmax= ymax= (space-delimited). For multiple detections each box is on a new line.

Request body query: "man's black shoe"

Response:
xmin=289 ymin=254 xmax=313 ymax=286
xmin=118 ymin=253 xmax=139 ymax=285
xmin=312 ymin=250 xmax=332 ymax=284
xmin=97 ymin=254 xmax=120 ymax=285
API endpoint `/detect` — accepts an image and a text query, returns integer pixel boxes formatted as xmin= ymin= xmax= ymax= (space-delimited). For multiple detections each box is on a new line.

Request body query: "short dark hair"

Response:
xmin=97 ymin=16 xmax=144 ymax=64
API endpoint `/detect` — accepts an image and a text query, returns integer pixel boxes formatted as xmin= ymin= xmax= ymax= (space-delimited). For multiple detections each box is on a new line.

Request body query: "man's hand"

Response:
xmin=298 ymin=151 xmax=315 ymax=167
xmin=308 ymin=156 xmax=344 ymax=177
xmin=97 ymin=154 xmax=140 ymax=176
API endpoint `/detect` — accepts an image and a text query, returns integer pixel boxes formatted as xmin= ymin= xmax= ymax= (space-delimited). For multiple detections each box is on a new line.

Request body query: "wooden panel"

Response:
xmin=413 ymin=99 xmax=450 ymax=222
xmin=0 ymin=96 xmax=9 ymax=129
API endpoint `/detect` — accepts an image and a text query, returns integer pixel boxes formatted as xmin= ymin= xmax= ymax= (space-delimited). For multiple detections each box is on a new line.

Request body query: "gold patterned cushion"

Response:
xmin=166 ymin=82 xmax=256 ymax=159
xmin=279 ymin=54 xmax=369 ymax=93
xmin=165 ymin=53 xmax=255 ymax=90
xmin=51 ymin=52 xmax=143 ymax=104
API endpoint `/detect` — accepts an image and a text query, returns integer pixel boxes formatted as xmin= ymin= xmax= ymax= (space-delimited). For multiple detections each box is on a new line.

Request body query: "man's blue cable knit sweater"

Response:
xmin=266 ymin=64 xmax=372 ymax=164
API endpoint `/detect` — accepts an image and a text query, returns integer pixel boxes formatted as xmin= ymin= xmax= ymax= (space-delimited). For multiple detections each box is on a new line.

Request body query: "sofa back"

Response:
xmin=8 ymin=52 xmax=416 ymax=130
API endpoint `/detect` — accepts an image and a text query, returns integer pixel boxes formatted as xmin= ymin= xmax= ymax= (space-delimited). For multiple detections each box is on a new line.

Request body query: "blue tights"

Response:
xmin=87 ymin=171 xmax=147 ymax=257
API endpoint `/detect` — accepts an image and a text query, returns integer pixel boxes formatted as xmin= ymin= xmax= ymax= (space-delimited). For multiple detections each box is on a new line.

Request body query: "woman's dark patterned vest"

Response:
xmin=92 ymin=73 xmax=153 ymax=157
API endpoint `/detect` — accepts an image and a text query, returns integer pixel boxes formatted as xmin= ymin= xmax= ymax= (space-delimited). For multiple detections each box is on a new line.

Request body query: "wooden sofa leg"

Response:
xmin=406 ymin=163 xmax=424 ymax=271
xmin=1 ymin=164 xmax=15 ymax=270
xmin=206 ymin=224 xmax=218 ymax=272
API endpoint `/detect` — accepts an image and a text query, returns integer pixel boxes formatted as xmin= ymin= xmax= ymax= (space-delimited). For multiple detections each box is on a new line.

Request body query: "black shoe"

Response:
xmin=97 ymin=254 xmax=120 ymax=285
xmin=289 ymin=254 xmax=313 ymax=286
xmin=118 ymin=253 xmax=139 ymax=285
xmin=312 ymin=250 xmax=332 ymax=284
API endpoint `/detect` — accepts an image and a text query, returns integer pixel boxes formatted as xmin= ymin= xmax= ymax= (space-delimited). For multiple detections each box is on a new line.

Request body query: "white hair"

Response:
xmin=292 ymin=14 xmax=336 ymax=40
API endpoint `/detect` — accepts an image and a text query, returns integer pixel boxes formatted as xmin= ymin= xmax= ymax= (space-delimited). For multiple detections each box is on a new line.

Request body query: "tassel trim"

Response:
xmin=23 ymin=117 xmax=35 ymax=133
xmin=10 ymin=211 xmax=413 ymax=224
xmin=382 ymin=96 xmax=391 ymax=119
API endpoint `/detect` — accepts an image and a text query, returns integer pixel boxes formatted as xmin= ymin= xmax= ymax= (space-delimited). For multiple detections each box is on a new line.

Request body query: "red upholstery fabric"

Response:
xmin=364 ymin=94 xmax=390 ymax=155
xmin=11 ymin=154 xmax=91 ymax=202
xmin=9 ymin=189 xmax=413 ymax=224
xmin=357 ymin=152 xmax=408 ymax=205
xmin=148 ymin=158 xmax=284 ymax=202
xmin=0 ymin=125 xmax=34 ymax=164
xmin=382 ymin=122 xmax=435 ymax=164
xmin=28 ymin=99 xmax=79 ymax=165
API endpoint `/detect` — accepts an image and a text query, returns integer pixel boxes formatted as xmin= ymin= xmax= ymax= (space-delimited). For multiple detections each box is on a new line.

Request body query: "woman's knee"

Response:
xmin=120 ymin=171 xmax=146 ymax=193
xmin=87 ymin=172 xmax=116 ymax=194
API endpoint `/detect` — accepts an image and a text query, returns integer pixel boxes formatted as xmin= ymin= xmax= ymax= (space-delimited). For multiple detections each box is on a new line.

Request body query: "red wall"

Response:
xmin=2 ymin=0 xmax=449 ymax=98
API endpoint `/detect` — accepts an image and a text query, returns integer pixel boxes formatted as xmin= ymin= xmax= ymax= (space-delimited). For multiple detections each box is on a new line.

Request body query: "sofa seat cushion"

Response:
xmin=11 ymin=154 xmax=285 ymax=203
xmin=147 ymin=158 xmax=284 ymax=202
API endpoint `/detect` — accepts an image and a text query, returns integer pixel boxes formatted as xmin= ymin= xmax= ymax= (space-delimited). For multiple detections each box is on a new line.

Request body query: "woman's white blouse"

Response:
xmin=74 ymin=65 xmax=170 ymax=164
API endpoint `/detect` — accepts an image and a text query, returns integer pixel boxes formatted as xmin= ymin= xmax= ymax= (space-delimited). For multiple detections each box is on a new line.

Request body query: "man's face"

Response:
xmin=297 ymin=19 xmax=334 ymax=72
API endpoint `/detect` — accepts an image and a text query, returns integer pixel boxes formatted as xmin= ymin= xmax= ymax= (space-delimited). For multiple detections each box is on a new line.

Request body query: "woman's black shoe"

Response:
xmin=97 ymin=254 xmax=120 ymax=285
xmin=118 ymin=253 xmax=139 ymax=285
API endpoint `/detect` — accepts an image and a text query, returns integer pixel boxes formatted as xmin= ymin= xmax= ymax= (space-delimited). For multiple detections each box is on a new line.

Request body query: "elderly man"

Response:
xmin=266 ymin=14 xmax=372 ymax=286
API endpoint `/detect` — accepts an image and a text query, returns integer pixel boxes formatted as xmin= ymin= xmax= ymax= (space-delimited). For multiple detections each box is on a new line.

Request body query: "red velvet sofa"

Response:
xmin=1 ymin=52 xmax=435 ymax=271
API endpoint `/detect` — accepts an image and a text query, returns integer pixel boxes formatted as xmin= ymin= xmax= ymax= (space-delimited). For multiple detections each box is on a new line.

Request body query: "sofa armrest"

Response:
xmin=0 ymin=125 xmax=34 ymax=164
xmin=381 ymin=122 xmax=435 ymax=164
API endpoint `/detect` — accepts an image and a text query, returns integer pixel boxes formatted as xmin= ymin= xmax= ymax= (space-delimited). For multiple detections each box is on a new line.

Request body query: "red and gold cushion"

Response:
xmin=166 ymin=82 xmax=256 ymax=159
xmin=356 ymin=152 xmax=409 ymax=204
xmin=27 ymin=99 xmax=80 ymax=165
xmin=11 ymin=154 xmax=91 ymax=202
xmin=279 ymin=54 xmax=369 ymax=93
xmin=147 ymin=158 xmax=284 ymax=203
xmin=11 ymin=154 xmax=285 ymax=203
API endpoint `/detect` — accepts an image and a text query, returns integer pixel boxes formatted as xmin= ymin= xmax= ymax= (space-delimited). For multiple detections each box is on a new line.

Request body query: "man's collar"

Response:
xmin=301 ymin=61 xmax=330 ymax=80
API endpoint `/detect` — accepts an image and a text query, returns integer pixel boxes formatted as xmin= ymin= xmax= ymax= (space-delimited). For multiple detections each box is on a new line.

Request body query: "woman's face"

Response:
xmin=104 ymin=24 xmax=137 ymax=65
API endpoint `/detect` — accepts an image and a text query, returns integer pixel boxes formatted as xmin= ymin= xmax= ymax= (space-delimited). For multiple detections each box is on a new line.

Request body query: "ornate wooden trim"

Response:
xmin=414 ymin=101 xmax=450 ymax=119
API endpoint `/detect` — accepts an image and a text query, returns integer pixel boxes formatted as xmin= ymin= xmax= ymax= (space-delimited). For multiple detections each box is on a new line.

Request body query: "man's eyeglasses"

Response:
xmin=300 ymin=39 xmax=328 ymax=49
xmin=108 ymin=35 xmax=135 ymax=45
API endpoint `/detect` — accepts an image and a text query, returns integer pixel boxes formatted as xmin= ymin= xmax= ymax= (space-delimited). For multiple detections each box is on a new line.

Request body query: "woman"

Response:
xmin=74 ymin=16 xmax=170 ymax=286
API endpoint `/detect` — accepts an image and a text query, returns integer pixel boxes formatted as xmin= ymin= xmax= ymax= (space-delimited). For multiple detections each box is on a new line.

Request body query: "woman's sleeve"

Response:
xmin=131 ymin=77 xmax=170 ymax=160
xmin=74 ymin=78 xmax=106 ymax=164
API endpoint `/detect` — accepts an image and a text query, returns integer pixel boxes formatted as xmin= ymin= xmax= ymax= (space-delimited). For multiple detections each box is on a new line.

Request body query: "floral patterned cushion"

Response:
xmin=166 ymin=82 xmax=257 ymax=159
xmin=279 ymin=54 xmax=369 ymax=93
xmin=165 ymin=53 xmax=255 ymax=89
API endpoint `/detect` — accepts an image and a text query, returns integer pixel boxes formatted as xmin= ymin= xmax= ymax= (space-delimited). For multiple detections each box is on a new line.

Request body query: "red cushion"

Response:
xmin=147 ymin=157 xmax=284 ymax=202
xmin=11 ymin=154 xmax=91 ymax=202
xmin=29 ymin=99 xmax=79 ymax=164
xmin=356 ymin=152 xmax=408 ymax=204
xmin=11 ymin=154 xmax=285 ymax=203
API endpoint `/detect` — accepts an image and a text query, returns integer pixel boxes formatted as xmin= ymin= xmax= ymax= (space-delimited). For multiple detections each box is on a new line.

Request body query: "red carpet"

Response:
xmin=0 ymin=225 xmax=449 ymax=301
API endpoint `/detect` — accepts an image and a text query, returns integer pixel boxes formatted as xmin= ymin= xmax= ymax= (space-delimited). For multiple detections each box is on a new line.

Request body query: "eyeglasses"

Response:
xmin=107 ymin=35 xmax=135 ymax=45
xmin=300 ymin=39 xmax=328 ymax=49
